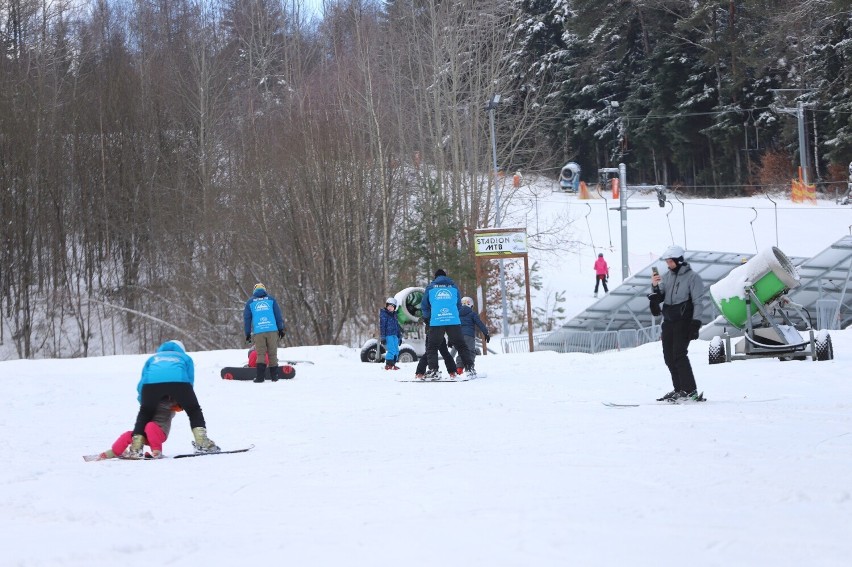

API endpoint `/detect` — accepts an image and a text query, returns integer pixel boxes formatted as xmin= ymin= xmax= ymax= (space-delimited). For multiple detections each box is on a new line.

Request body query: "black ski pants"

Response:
xmin=416 ymin=334 xmax=456 ymax=375
xmin=594 ymin=275 xmax=608 ymax=293
xmin=133 ymin=382 xmax=206 ymax=436
xmin=426 ymin=325 xmax=473 ymax=371
xmin=661 ymin=318 xmax=697 ymax=393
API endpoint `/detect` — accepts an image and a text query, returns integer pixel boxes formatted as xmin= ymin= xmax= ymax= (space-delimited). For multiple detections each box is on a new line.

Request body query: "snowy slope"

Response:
xmin=507 ymin=180 xmax=852 ymax=326
xmin=2 ymin=338 xmax=852 ymax=566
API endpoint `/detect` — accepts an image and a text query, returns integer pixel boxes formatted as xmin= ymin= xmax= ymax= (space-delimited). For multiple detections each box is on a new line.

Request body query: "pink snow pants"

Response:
xmin=112 ymin=422 xmax=167 ymax=454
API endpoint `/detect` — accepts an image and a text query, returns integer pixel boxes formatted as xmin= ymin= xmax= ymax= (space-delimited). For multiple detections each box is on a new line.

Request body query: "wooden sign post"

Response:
xmin=473 ymin=227 xmax=534 ymax=353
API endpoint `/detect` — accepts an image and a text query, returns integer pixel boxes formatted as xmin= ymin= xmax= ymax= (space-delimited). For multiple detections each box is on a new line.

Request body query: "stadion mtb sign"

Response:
xmin=474 ymin=229 xmax=528 ymax=257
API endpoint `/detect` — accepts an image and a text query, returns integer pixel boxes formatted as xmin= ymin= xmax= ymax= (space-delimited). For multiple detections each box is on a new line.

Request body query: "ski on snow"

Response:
xmin=84 ymin=445 xmax=254 ymax=461
xmin=602 ymin=393 xmax=706 ymax=408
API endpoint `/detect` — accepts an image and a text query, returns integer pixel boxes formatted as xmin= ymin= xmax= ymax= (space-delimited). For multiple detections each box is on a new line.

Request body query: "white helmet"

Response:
xmin=461 ymin=296 xmax=474 ymax=307
xmin=386 ymin=297 xmax=398 ymax=307
xmin=661 ymin=245 xmax=685 ymax=260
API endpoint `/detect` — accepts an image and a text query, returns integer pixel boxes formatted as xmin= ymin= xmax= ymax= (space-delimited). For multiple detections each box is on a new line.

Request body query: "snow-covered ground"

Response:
xmin=2 ymin=184 xmax=851 ymax=565
xmin=2 ymin=338 xmax=852 ymax=566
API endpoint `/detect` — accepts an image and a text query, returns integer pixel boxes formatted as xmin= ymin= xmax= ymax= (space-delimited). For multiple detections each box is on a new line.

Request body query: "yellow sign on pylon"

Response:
xmin=791 ymin=179 xmax=816 ymax=204
xmin=791 ymin=179 xmax=803 ymax=203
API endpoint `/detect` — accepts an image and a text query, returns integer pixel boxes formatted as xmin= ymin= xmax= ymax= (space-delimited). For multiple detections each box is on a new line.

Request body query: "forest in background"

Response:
xmin=1 ymin=0 xmax=850 ymax=358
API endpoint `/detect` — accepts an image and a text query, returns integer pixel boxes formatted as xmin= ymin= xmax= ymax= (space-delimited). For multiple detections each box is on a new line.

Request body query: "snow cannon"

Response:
xmin=394 ymin=286 xmax=425 ymax=325
xmin=706 ymin=247 xmax=833 ymax=365
xmin=360 ymin=286 xmax=426 ymax=364
xmin=709 ymin=247 xmax=800 ymax=329
xmin=559 ymin=162 xmax=581 ymax=193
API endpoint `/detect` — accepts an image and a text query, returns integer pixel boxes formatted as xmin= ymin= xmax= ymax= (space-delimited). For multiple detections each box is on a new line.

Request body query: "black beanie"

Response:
xmin=435 ymin=269 xmax=447 ymax=278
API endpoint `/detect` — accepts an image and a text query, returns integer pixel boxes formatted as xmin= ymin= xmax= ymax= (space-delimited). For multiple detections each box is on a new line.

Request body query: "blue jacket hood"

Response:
xmin=253 ymin=289 xmax=268 ymax=299
xmin=157 ymin=340 xmax=186 ymax=354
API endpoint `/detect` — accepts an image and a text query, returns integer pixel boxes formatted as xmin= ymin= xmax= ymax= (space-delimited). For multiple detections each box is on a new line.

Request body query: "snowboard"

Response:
xmin=221 ymin=365 xmax=295 ymax=381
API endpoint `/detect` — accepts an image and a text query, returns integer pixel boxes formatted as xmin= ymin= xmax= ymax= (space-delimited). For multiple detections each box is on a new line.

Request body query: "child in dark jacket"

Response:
xmin=380 ymin=297 xmax=404 ymax=370
xmin=455 ymin=297 xmax=490 ymax=372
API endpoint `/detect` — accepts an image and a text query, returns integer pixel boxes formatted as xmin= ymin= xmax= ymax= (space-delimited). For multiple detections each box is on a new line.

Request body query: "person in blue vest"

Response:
xmin=129 ymin=340 xmax=219 ymax=458
xmin=420 ymin=269 xmax=475 ymax=380
xmin=244 ymin=283 xmax=285 ymax=383
xmin=455 ymin=296 xmax=490 ymax=373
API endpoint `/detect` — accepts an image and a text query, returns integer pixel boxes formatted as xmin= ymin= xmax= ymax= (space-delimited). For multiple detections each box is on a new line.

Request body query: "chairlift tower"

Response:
xmin=599 ymin=163 xmax=666 ymax=280
xmin=769 ymin=89 xmax=815 ymax=185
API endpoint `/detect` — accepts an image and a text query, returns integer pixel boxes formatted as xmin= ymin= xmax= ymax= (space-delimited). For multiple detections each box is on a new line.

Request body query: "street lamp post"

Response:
xmin=487 ymin=94 xmax=510 ymax=337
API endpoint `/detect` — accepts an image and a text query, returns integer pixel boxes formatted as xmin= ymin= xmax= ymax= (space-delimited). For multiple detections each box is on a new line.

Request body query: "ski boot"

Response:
xmin=656 ymin=390 xmax=678 ymax=402
xmin=456 ymin=367 xmax=464 ymax=376
xmin=425 ymin=369 xmax=441 ymax=381
xmin=150 ymin=450 xmax=164 ymax=459
xmin=269 ymin=365 xmax=280 ymax=382
xmin=684 ymin=390 xmax=705 ymax=402
xmin=191 ymin=427 xmax=221 ymax=453
xmin=126 ymin=434 xmax=147 ymax=459
xmin=464 ymin=366 xmax=477 ymax=379
xmin=414 ymin=374 xmax=426 ymax=381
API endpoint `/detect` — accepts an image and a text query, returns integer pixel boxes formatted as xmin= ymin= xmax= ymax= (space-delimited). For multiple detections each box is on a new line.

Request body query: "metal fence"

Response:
xmin=535 ymin=324 xmax=662 ymax=354
xmin=499 ymin=333 xmax=553 ymax=354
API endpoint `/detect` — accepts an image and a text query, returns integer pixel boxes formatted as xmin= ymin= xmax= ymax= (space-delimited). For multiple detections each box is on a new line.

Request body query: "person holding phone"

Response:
xmin=650 ymin=245 xmax=705 ymax=403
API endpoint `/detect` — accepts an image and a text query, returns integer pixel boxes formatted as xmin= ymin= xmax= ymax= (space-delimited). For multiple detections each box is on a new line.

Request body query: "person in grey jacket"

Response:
xmin=650 ymin=245 xmax=705 ymax=402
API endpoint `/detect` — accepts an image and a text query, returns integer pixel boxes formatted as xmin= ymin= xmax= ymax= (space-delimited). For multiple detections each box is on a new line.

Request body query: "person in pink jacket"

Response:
xmin=95 ymin=397 xmax=180 ymax=460
xmin=594 ymin=253 xmax=609 ymax=297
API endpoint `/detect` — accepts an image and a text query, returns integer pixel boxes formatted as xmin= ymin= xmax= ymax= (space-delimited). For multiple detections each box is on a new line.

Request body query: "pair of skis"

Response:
xmin=603 ymin=393 xmax=706 ymax=408
xmin=83 ymin=445 xmax=254 ymax=462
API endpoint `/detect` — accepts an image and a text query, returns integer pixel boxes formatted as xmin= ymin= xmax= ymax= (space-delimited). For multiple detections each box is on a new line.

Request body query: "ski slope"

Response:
xmin=2 ymin=338 xmax=852 ymax=566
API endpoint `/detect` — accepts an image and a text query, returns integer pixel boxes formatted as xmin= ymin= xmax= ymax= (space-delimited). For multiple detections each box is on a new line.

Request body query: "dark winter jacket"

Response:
xmin=458 ymin=306 xmax=488 ymax=338
xmin=379 ymin=308 xmax=403 ymax=341
xmin=421 ymin=275 xmax=462 ymax=326
xmin=658 ymin=263 xmax=704 ymax=322
xmin=244 ymin=288 xmax=285 ymax=335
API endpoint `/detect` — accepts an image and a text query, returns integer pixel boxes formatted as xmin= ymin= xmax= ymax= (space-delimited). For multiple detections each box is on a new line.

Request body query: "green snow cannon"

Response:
xmin=394 ymin=286 xmax=425 ymax=325
xmin=709 ymin=247 xmax=800 ymax=329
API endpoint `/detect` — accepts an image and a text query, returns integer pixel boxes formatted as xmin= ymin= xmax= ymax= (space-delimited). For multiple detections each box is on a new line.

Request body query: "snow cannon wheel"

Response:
xmin=281 ymin=365 xmax=296 ymax=379
xmin=397 ymin=346 xmax=418 ymax=363
xmin=708 ymin=337 xmax=726 ymax=365
xmin=815 ymin=332 xmax=833 ymax=361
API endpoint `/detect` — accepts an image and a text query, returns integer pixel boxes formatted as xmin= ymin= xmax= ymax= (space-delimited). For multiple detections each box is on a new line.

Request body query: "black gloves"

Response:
xmin=245 ymin=334 xmax=252 ymax=344
xmin=484 ymin=334 xmax=491 ymax=343
xmin=648 ymin=292 xmax=663 ymax=316
xmin=278 ymin=329 xmax=285 ymax=339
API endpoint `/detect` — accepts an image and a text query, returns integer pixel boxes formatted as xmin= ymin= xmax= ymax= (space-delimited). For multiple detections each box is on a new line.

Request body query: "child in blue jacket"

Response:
xmin=380 ymin=298 xmax=403 ymax=370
